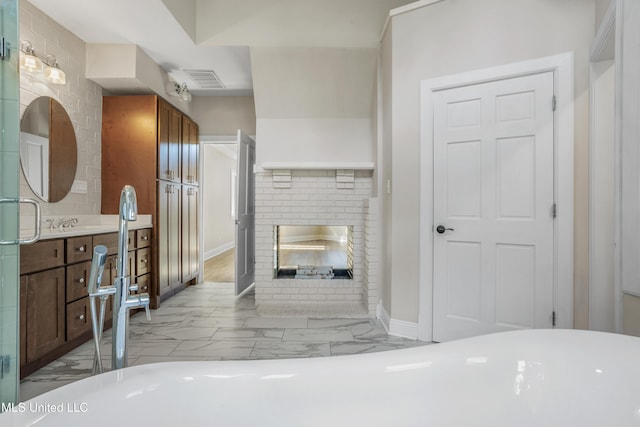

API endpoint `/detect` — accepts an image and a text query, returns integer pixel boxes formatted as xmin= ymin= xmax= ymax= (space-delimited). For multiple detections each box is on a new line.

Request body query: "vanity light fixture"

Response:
xmin=19 ymin=40 xmax=43 ymax=74
xmin=166 ymin=81 xmax=192 ymax=102
xmin=19 ymin=41 xmax=66 ymax=85
xmin=44 ymin=55 xmax=66 ymax=85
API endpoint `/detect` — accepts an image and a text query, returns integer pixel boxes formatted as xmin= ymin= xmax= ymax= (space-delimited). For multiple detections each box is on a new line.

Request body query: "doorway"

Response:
xmin=418 ymin=54 xmax=575 ymax=342
xmin=200 ymin=130 xmax=255 ymax=296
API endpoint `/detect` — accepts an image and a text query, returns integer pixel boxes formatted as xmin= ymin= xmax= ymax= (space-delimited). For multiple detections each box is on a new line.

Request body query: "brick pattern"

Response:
xmin=364 ymin=198 xmax=379 ymax=315
xmin=255 ymin=169 xmax=377 ymax=316
xmin=19 ymin=0 xmax=102 ymax=216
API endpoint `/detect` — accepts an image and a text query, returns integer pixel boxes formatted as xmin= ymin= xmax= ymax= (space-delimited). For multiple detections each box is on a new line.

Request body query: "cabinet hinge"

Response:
xmin=552 ymin=311 xmax=557 ymax=327
xmin=552 ymin=203 xmax=557 ymax=218
xmin=1 ymin=37 xmax=9 ymax=60
xmin=552 ymin=95 xmax=557 ymax=112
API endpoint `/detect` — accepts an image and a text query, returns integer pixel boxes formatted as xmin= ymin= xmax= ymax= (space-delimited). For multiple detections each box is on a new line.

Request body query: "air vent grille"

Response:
xmin=183 ymin=69 xmax=225 ymax=89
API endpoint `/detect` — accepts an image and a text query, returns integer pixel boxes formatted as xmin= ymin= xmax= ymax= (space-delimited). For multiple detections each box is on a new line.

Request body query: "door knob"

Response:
xmin=436 ymin=225 xmax=454 ymax=234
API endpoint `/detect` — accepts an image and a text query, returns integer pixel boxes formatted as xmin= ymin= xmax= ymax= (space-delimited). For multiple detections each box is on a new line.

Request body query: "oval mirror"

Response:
xmin=20 ymin=96 xmax=77 ymax=202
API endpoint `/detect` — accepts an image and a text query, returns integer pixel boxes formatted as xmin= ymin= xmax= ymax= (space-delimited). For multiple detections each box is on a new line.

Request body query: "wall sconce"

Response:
xmin=166 ymin=81 xmax=192 ymax=102
xmin=19 ymin=40 xmax=66 ymax=85
xmin=19 ymin=40 xmax=43 ymax=73
xmin=44 ymin=55 xmax=66 ymax=85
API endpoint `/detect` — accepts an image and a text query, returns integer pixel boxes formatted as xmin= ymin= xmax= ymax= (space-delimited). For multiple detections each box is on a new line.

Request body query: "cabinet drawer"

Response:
xmin=136 ymin=248 xmax=151 ymax=276
xmin=66 ymin=297 xmax=91 ymax=341
xmin=66 ymin=236 xmax=92 ymax=264
xmin=93 ymin=232 xmax=118 ymax=254
xmin=20 ymin=239 xmax=64 ymax=274
xmin=93 ymin=232 xmax=135 ymax=252
xmin=66 ymin=261 xmax=91 ymax=302
xmin=136 ymin=228 xmax=151 ymax=248
xmin=136 ymin=273 xmax=151 ymax=295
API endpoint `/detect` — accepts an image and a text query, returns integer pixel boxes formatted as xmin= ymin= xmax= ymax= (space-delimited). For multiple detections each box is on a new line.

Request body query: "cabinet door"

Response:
xmin=20 ymin=277 xmax=27 ymax=369
xmin=158 ymin=181 xmax=181 ymax=297
xmin=182 ymin=185 xmax=199 ymax=282
xmin=181 ymin=116 xmax=199 ymax=185
xmin=25 ymin=267 xmax=65 ymax=363
xmin=158 ymin=100 xmax=181 ymax=182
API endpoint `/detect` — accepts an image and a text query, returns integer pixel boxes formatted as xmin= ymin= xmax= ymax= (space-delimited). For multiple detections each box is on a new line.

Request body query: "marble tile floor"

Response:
xmin=20 ymin=282 xmax=428 ymax=401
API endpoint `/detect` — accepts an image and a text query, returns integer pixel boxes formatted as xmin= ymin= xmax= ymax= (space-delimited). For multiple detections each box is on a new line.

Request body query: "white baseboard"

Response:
xmin=377 ymin=302 xmax=419 ymax=340
xmin=205 ymin=241 xmax=235 ymax=261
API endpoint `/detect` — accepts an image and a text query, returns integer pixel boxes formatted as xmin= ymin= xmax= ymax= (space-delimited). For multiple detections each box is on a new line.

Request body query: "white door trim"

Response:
xmin=418 ymin=52 xmax=575 ymax=342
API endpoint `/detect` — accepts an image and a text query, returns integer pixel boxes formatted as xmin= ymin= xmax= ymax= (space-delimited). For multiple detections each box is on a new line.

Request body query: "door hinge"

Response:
xmin=552 ymin=95 xmax=557 ymax=112
xmin=552 ymin=311 xmax=557 ymax=327
xmin=552 ymin=203 xmax=557 ymax=218
xmin=1 ymin=37 xmax=9 ymax=60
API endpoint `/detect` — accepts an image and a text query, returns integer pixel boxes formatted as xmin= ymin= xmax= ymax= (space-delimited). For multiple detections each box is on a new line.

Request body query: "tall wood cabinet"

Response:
xmin=101 ymin=95 xmax=200 ymax=307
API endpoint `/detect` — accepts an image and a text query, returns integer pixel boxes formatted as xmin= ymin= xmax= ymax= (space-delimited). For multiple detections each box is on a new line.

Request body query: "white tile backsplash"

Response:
xmin=19 ymin=0 xmax=102 ymax=217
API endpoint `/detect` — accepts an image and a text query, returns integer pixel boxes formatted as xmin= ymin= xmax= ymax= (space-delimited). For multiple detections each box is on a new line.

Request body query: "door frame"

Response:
xmin=418 ymin=53 xmax=575 ymax=341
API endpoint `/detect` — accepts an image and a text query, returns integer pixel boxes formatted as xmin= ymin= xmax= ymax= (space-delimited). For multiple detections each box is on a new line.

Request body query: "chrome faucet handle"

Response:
xmin=137 ymin=293 xmax=151 ymax=321
xmin=70 ymin=218 xmax=78 ymax=227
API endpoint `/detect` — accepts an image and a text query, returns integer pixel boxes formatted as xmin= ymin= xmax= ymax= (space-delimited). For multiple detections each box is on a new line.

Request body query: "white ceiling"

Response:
xmin=28 ymin=0 xmax=414 ymax=96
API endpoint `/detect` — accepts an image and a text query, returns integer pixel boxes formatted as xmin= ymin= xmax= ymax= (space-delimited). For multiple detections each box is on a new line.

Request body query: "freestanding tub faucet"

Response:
xmin=112 ymin=185 xmax=151 ymax=370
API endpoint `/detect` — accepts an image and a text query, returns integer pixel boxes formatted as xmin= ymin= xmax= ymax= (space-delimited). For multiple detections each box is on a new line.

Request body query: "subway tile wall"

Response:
xmin=254 ymin=169 xmax=378 ymax=316
xmin=18 ymin=0 xmax=102 ymax=216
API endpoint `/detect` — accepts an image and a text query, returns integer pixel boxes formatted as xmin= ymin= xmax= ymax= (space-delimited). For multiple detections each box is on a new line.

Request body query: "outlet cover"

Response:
xmin=71 ymin=180 xmax=88 ymax=194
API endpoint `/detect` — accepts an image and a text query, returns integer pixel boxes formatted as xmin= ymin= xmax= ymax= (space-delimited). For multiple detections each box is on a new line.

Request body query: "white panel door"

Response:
xmin=433 ymin=72 xmax=555 ymax=342
xmin=235 ymin=130 xmax=256 ymax=295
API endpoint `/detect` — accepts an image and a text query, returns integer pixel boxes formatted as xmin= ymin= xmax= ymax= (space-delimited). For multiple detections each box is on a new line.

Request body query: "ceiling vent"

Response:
xmin=182 ymin=69 xmax=225 ymax=89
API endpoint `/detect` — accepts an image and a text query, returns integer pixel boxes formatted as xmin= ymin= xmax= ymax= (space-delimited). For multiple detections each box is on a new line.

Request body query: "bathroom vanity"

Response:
xmin=19 ymin=227 xmax=152 ymax=378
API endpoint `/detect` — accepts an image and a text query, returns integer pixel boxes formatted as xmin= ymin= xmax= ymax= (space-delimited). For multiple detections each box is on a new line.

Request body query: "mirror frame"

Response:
xmin=20 ymin=96 xmax=77 ymax=202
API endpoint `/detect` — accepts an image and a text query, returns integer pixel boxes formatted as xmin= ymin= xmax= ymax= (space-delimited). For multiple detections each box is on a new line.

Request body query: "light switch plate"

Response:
xmin=71 ymin=180 xmax=88 ymax=194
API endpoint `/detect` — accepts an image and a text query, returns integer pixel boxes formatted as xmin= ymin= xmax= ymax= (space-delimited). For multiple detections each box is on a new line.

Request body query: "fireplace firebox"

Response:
xmin=274 ymin=225 xmax=353 ymax=279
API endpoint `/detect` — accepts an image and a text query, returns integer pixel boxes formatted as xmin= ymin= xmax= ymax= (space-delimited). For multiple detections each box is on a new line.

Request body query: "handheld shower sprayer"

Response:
xmin=87 ymin=244 xmax=114 ymax=375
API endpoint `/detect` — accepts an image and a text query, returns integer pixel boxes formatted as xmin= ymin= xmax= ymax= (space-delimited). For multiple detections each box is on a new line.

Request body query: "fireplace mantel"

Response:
xmin=260 ymin=162 xmax=374 ymax=171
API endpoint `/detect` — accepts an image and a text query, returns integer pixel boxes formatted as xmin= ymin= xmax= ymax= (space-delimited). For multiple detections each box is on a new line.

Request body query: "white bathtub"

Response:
xmin=3 ymin=330 xmax=640 ymax=426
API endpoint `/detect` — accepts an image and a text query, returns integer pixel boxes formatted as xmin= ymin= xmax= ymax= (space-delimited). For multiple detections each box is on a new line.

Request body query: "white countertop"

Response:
xmin=20 ymin=214 xmax=153 ymax=241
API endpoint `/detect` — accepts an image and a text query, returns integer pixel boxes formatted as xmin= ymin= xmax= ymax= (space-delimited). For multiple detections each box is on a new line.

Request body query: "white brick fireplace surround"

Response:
xmin=255 ymin=168 xmax=378 ymax=317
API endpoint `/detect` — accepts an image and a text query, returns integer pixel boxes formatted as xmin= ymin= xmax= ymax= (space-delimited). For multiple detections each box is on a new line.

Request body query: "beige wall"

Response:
xmin=380 ymin=27 xmax=393 ymax=316
xmin=191 ymin=96 xmax=256 ymax=136
xmin=251 ymin=46 xmax=376 ymax=166
xmin=384 ymin=0 xmax=595 ymax=325
xmin=19 ymin=0 xmax=103 ymax=216
xmin=202 ymin=145 xmax=236 ymax=258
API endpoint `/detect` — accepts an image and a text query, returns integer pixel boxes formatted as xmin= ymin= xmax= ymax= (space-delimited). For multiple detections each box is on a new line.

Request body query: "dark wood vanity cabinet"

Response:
xmin=19 ymin=228 xmax=153 ymax=378
xmin=101 ymin=95 xmax=200 ymax=308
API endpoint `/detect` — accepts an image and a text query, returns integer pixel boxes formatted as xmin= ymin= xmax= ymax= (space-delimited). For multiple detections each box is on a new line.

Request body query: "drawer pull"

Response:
xmin=78 ymin=245 xmax=86 ymax=252
xmin=79 ymin=277 xmax=85 ymax=284
xmin=141 ymin=258 xmax=148 ymax=264
xmin=78 ymin=314 xmax=85 ymax=320
xmin=141 ymin=236 xmax=149 ymax=241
